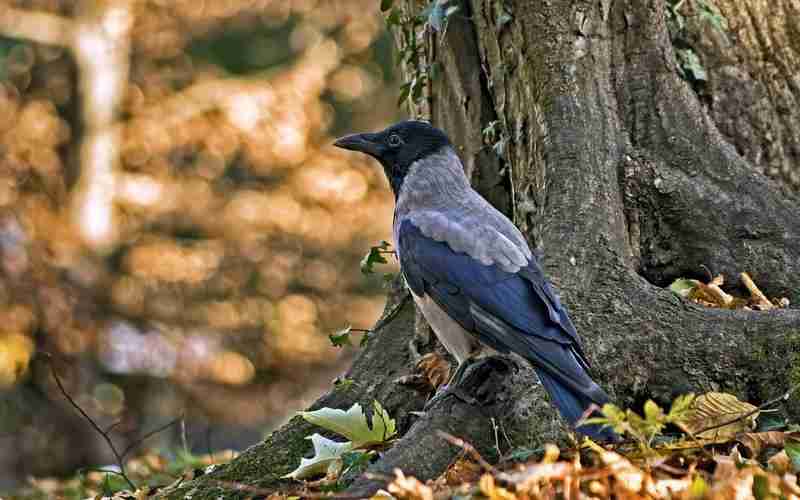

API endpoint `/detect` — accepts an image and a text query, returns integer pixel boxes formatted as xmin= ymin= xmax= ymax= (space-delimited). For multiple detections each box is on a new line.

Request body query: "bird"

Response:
xmin=334 ymin=120 xmax=615 ymax=440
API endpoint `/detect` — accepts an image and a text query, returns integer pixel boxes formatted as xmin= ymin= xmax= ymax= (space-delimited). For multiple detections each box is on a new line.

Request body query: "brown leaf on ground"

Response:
xmin=768 ymin=450 xmax=792 ymax=474
xmin=386 ymin=468 xmax=435 ymax=500
xmin=479 ymin=474 xmax=516 ymax=500
xmin=670 ymin=272 xmax=790 ymax=311
xmin=690 ymin=278 xmax=735 ymax=308
xmin=676 ymin=392 xmax=758 ymax=439
xmin=440 ymin=456 xmax=482 ymax=486
xmin=739 ymin=431 xmax=796 ymax=457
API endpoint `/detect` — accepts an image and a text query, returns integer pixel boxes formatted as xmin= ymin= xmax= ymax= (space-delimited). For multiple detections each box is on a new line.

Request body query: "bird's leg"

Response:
xmin=448 ymin=357 xmax=478 ymax=387
xmin=423 ymin=357 xmax=479 ymax=410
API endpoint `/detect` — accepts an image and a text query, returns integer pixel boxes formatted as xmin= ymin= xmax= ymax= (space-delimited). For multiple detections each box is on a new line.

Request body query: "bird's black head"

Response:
xmin=334 ymin=120 xmax=452 ymax=194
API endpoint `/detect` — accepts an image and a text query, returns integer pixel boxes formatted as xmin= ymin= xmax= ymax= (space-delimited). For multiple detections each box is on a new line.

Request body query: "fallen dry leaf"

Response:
xmin=769 ymin=450 xmax=792 ymax=474
xmin=676 ymin=392 xmax=758 ymax=439
xmin=387 ymin=468 xmax=434 ymax=500
xmin=479 ymin=474 xmax=516 ymax=500
xmin=739 ymin=431 xmax=795 ymax=457
xmin=441 ymin=456 xmax=482 ymax=486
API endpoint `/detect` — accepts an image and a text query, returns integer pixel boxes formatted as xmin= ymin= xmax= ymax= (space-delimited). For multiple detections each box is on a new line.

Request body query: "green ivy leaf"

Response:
xmin=300 ymin=400 xmax=397 ymax=448
xmin=360 ymin=241 xmax=391 ymax=274
xmin=282 ymin=434 xmax=353 ymax=480
xmin=380 ymin=0 xmax=394 ymax=12
xmin=644 ymin=399 xmax=665 ymax=423
xmin=334 ymin=377 xmax=355 ymax=390
xmin=669 ymin=278 xmax=696 ymax=298
xmin=668 ymin=393 xmax=696 ymax=421
xmin=329 ymin=326 xmax=352 ymax=347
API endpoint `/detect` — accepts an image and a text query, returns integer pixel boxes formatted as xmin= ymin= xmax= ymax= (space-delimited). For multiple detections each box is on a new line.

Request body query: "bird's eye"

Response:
xmin=388 ymin=134 xmax=403 ymax=147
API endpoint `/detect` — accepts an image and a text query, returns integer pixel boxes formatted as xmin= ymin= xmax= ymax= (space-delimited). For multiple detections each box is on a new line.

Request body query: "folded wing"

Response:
xmin=397 ymin=217 xmax=610 ymax=413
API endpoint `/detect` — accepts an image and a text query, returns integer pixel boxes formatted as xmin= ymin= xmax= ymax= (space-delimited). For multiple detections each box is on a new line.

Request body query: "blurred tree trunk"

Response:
xmin=159 ymin=0 xmax=800 ymax=497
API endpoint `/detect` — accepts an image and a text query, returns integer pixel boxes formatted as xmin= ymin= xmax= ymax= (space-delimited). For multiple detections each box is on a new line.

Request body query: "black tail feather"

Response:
xmin=534 ymin=367 xmax=618 ymax=442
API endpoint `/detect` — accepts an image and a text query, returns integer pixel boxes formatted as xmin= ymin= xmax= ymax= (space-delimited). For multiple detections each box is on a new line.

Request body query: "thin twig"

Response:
xmin=120 ymin=415 xmax=184 ymax=459
xmin=693 ymin=382 xmax=800 ymax=437
xmin=45 ymin=354 xmax=137 ymax=491
xmin=104 ymin=420 xmax=124 ymax=434
xmin=352 ymin=291 xmax=411 ymax=341
xmin=491 ymin=417 xmax=503 ymax=459
xmin=437 ymin=431 xmax=497 ymax=474
xmin=181 ymin=417 xmax=189 ymax=455
xmin=78 ymin=467 xmax=128 ymax=478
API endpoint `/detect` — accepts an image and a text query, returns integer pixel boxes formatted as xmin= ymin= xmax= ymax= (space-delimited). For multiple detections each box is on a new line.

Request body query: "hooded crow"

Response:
xmin=335 ymin=120 xmax=615 ymax=440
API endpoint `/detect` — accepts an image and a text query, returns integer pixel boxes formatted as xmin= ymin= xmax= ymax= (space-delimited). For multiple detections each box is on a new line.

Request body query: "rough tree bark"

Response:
xmin=160 ymin=0 xmax=800 ymax=498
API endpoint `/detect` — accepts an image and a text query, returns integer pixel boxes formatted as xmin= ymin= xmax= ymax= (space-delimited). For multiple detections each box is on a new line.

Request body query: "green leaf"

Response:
xmin=668 ymin=393 xmax=696 ymax=418
xmin=380 ymin=0 xmax=394 ymax=12
xmin=644 ymin=399 xmax=665 ymax=423
xmin=752 ymin=474 xmax=770 ymax=500
xmin=300 ymin=401 xmax=397 ymax=448
xmin=282 ymin=434 xmax=353 ymax=480
xmin=482 ymin=120 xmax=500 ymax=140
xmin=669 ymin=278 xmax=696 ymax=298
xmin=329 ymin=326 xmax=352 ymax=347
xmin=360 ymin=242 xmax=390 ymax=274
xmin=341 ymin=450 xmax=373 ymax=475
xmin=386 ymin=7 xmax=402 ymax=27
xmin=676 ymin=49 xmax=707 ymax=82
xmin=359 ymin=330 xmax=372 ymax=347
xmin=334 ymin=377 xmax=355 ymax=390
xmin=785 ymin=438 xmax=800 ymax=472
xmin=689 ymin=476 xmax=708 ymax=498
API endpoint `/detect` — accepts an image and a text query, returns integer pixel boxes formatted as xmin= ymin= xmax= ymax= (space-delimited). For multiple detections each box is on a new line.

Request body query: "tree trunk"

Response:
xmin=158 ymin=0 xmax=800 ymax=498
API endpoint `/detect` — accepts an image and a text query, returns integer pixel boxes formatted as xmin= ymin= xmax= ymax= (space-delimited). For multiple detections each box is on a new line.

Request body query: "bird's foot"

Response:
xmin=423 ymin=383 xmax=479 ymax=410
xmin=423 ymin=356 xmax=516 ymax=411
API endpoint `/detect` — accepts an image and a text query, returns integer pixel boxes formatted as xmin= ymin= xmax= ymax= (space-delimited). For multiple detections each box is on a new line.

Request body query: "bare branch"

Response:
xmin=45 ymin=354 xmax=137 ymax=491
xmin=437 ymin=431 xmax=497 ymax=474
xmin=121 ymin=415 xmax=184 ymax=459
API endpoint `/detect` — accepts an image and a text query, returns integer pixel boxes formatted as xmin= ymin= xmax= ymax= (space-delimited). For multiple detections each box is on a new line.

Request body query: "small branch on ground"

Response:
xmin=438 ymin=431 xmax=497 ymax=474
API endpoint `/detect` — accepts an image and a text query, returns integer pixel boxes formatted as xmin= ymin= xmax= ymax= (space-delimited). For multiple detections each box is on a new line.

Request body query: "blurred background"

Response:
xmin=0 ymin=0 xmax=400 ymax=488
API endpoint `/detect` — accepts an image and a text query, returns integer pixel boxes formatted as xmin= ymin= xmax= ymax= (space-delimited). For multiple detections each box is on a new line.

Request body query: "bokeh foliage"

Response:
xmin=0 ymin=0 xmax=398 ymax=486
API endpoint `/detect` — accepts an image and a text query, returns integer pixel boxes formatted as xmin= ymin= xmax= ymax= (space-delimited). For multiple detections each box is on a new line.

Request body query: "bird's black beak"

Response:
xmin=333 ymin=132 xmax=383 ymax=158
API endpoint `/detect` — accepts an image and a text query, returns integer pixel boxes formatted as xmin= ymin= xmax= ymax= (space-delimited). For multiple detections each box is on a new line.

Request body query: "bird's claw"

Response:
xmin=423 ymin=384 xmax=479 ymax=410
